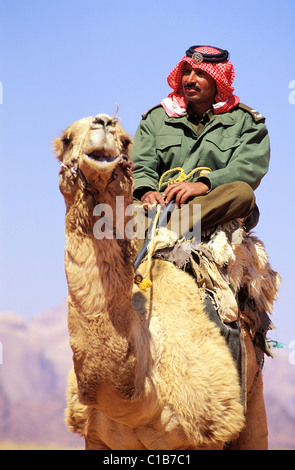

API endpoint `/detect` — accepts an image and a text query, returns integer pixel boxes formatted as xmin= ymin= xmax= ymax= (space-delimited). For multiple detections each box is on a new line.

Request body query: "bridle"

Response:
xmin=60 ymin=161 xmax=96 ymax=192
xmin=60 ymin=153 xmax=134 ymax=193
xmin=60 ymin=150 xmax=136 ymax=268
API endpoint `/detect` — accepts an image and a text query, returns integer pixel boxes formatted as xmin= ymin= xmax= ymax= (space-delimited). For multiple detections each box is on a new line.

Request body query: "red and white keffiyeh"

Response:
xmin=161 ymin=46 xmax=240 ymax=117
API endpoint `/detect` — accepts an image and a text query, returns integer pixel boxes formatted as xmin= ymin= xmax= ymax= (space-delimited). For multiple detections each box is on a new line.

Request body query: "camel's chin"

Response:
xmin=83 ymin=152 xmax=121 ymax=172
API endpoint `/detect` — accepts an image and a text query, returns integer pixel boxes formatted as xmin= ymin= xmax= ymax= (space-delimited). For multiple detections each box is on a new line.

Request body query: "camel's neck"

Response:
xmin=64 ymin=192 xmax=136 ymax=329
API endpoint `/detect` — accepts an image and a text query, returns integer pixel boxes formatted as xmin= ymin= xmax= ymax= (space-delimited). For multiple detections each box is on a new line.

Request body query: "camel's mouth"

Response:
xmin=84 ymin=150 xmax=121 ymax=167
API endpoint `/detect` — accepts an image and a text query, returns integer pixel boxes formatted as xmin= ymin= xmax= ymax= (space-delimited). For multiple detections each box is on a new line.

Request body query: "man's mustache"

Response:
xmin=184 ymin=84 xmax=201 ymax=91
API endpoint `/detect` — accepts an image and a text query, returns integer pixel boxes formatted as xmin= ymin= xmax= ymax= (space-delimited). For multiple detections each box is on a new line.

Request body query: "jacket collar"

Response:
xmin=164 ymin=110 xmax=236 ymax=138
xmin=165 ymin=108 xmax=236 ymax=147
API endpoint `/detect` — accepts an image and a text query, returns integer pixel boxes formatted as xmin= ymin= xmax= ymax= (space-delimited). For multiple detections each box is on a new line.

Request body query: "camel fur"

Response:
xmin=55 ymin=113 xmax=280 ymax=450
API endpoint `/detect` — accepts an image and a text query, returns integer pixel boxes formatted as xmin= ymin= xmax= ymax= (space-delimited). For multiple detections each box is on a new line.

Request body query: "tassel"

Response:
xmin=267 ymin=339 xmax=284 ymax=349
xmin=138 ymin=279 xmax=153 ymax=291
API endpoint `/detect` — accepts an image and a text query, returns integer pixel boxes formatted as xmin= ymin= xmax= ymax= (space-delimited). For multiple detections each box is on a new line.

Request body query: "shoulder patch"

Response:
xmin=238 ymin=103 xmax=266 ymax=123
xmin=141 ymin=104 xmax=162 ymax=119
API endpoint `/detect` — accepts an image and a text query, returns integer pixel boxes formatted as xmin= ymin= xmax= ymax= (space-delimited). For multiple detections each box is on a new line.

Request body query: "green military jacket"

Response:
xmin=131 ymin=103 xmax=270 ymax=197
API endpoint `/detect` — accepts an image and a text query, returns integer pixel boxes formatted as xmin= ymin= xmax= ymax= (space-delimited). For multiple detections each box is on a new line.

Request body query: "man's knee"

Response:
xmin=228 ymin=181 xmax=255 ymax=204
xmin=226 ymin=181 xmax=256 ymax=216
xmin=213 ymin=181 xmax=256 ymax=225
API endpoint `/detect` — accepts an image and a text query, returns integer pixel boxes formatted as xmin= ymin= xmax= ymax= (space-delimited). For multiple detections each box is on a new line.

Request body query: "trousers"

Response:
xmin=134 ymin=181 xmax=257 ymax=254
xmin=167 ymin=180 xmax=256 ymax=234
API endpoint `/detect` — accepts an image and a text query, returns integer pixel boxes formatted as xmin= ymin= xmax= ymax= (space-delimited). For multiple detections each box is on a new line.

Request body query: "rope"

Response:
xmin=136 ymin=166 xmax=212 ymax=291
xmin=136 ymin=203 xmax=161 ymax=291
xmin=158 ymin=166 xmax=212 ymax=191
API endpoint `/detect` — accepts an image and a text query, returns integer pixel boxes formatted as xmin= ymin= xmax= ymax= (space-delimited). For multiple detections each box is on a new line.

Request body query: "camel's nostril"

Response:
xmin=92 ymin=116 xmax=106 ymax=127
xmin=92 ymin=115 xmax=117 ymax=128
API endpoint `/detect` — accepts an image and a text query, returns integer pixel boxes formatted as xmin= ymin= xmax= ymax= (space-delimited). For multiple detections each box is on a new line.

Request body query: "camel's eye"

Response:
xmin=121 ymin=138 xmax=131 ymax=150
xmin=62 ymin=137 xmax=72 ymax=147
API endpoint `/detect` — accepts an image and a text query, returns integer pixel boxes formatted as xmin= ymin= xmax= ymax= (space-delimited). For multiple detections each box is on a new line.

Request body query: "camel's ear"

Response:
xmin=53 ymin=137 xmax=63 ymax=162
xmin=53 ymin=129 xmax=73 ymax=162
xmin=120 ymin=134 xmax=133 ymax=156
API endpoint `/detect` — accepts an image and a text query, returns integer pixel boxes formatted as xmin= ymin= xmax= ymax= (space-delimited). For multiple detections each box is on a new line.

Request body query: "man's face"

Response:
xmin=181 ymin=63 xmax=217 ymax=110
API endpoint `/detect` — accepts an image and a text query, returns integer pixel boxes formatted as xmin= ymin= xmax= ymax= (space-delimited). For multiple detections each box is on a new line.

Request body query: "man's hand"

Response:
xmin=163 ymin=181 xmax=210 ymax=206
xmin=141 ymin=190 xmax=165 ymax=206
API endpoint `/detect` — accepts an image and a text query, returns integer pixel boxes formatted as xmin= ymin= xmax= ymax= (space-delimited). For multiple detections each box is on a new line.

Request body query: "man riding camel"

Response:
xmin=130 ymin=45 xmax=273 ymax=450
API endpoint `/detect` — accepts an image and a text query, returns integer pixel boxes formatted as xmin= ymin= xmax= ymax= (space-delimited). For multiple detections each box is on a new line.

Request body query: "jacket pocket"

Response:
xmin=205 ymin=135 xmax=241 ymax=152
xmin=155 ymin=134 xmax=182 ymax=150
xmin=155 ymin=134 xmax=183 ymax=175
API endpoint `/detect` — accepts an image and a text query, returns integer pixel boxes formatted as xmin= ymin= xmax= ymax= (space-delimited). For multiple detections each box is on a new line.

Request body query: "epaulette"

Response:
xmin=141 ymin=104 xmax=162 ymax=119
xmin=238 ymin=103 xmax=266 ymax=123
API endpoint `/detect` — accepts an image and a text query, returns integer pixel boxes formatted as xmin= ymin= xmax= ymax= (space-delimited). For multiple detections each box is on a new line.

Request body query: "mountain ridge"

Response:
xmin=0 ymin=302 xmax=294 ymax=449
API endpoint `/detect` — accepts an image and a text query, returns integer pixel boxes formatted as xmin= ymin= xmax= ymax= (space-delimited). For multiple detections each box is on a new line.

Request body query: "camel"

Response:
xmin=54 ymin=113 xmax=280 ymax=450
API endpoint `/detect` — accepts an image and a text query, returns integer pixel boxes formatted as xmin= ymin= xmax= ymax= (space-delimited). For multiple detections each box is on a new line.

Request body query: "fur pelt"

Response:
xmin=205 ymin=222 xmax=281 ymax=326
xmin=151 ymin=222 xmax=281 ymax=326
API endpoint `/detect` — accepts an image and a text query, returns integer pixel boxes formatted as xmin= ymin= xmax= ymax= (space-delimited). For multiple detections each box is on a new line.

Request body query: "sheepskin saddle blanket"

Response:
xmin=150 ymin=220 xmax=281 ymax=383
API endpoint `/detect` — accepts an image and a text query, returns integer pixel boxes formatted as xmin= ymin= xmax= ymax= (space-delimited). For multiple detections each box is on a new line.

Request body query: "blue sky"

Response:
xmin=0 ymin=0 xmax=294 ymax=345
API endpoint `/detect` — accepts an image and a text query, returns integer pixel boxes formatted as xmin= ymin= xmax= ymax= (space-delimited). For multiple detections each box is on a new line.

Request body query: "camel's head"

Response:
xmin=54 ymin=113 xmax=133 ymax=200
